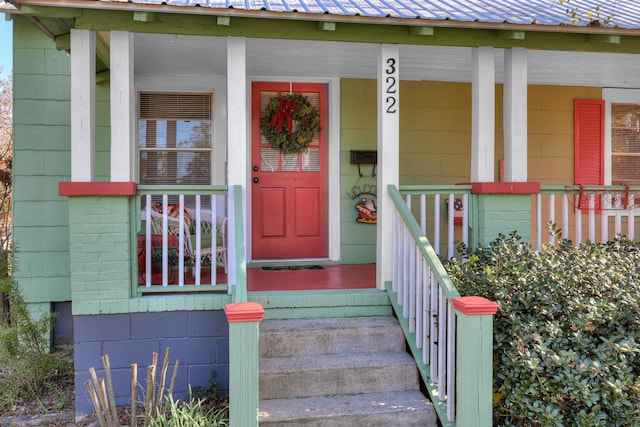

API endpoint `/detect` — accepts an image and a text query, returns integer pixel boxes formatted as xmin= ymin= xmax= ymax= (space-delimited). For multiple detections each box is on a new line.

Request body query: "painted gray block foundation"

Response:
xmin=74 ymin=310 xmax=229 ymax=416
xmin=53 ymin=302 xmax=73 ymax=347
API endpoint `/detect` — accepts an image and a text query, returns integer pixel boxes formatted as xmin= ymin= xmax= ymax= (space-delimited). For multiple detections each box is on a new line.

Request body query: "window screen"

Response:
xmin=139 ymin=92 xmax=212 ymax=185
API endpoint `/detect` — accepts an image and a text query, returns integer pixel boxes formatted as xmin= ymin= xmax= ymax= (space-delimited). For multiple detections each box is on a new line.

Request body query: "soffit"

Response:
xmin=132 ymin=33 xmax=640 ymax=88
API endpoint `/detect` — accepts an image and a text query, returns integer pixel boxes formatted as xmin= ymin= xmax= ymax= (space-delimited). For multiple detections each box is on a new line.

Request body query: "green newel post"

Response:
xmin=225 ymin=302 xmax=265 ymax=427
xmin=453 ymin=296 xmax=499 ymax=427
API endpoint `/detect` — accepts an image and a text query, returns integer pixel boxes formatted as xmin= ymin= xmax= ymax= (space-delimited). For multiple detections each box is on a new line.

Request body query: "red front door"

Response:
xmin=251 ymin=82 xmax=328 ymax=259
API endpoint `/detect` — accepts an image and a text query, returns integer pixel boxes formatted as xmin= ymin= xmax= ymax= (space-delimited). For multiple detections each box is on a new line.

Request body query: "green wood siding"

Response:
xmin=340 ymin=79 xmax=377 ymax=264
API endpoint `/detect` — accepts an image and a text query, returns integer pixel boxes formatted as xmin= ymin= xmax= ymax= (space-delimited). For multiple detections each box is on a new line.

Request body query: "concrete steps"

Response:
xmin=258 ymin=317 xmax=438 ymax=426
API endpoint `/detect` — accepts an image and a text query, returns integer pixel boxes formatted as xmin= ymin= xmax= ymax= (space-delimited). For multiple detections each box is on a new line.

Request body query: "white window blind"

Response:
xmin=611 ymin=103 xmax=640 ymax=185
xmin=138 ymin=92 xmax=212 ymax=185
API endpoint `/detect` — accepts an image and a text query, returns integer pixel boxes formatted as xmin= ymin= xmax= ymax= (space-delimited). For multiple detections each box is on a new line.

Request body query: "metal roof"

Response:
xmin=128 ymin=0 xmax=640 ymax=29
xmin=0 ymin=1 xmax=17 ymax=12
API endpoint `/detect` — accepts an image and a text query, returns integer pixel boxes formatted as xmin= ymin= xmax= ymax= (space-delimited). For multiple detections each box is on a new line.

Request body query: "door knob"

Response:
xmin=253 ymin=177 xmax=259 ymax=183
xmin=253 ymin=166 xmax=259 ymax=172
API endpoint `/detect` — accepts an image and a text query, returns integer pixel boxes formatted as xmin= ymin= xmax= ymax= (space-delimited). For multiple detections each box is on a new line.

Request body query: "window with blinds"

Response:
xmin=138 ymin=92 xmax=213 ymax=185
xmin=611 ymin=103 xmax=640 ymax=185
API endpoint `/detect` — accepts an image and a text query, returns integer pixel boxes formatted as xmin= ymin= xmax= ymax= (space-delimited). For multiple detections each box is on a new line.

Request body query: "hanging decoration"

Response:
xmin=260 ymin=92 xmax=321 ymax=154
xmin=355 ymin=198 xmax=377 ymax=224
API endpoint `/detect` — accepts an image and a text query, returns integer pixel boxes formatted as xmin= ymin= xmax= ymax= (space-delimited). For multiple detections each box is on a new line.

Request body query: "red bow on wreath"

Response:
xmin=269 ymin=97 xmax=298 ymax=134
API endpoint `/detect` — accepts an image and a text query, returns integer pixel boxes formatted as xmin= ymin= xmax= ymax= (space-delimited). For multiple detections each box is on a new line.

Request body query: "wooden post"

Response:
xmin=70 ymin=29 xmax=95 ymax=182
xmin=471 ymin=46 xmax=495 ymax=183
xmin=503 ymin=48 xmax=528 ymax=182
xmin=109 ymin=31 xmax=135 ymax=182
xmin=376 ymin=44 xmax=400 ymax=290
xmin=225 ymin=302 xmax=265 ymax=427
xmin=452 ymin=296 xmax=499 ymax=427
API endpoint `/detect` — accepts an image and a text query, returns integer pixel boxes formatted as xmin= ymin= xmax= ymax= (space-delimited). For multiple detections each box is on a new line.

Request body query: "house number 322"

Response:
xmin=385 ymin=57 xmax=398 ymax=114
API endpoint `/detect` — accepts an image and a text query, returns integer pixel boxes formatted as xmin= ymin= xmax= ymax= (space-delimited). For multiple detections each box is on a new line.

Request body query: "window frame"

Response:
xmin=603 ymin=88 xmax=640 ymax=187
xmin=137 ymin=90 xmax=214 ymax=185
xmin=134 ymin=73 xmax=228 ymax=187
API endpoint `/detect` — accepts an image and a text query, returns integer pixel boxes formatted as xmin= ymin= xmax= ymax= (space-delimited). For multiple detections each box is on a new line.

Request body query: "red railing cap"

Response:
xmin=225 ymin=302 xmax=265 ymax=323
xmin=59 ymin=182 xmax=137 ymax=196
xmin=452 ymin=296 xmax=499 ymax=315
xmin=466 ymin=182 xmax=540 ymax=194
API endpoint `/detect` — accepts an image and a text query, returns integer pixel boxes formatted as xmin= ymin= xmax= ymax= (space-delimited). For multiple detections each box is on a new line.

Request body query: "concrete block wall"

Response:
xmin=68 ymin=196 xmax=133 ymax=308
xmin=74 ymin=310 xmax=229 ymax=416
xmin=474 ymin=194 xmax=532 ymax=246
xmin=12 ymin=16 xmax=73 ymax=304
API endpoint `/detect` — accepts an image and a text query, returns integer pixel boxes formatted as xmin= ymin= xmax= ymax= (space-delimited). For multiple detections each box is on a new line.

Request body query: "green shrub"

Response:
xmin=446 ymin=232 xmax=640 ymax=426
xmin=0 ymin=250 xmax=72 ymax=409
xmin=191 ymin=371 xmax=220 ymax=400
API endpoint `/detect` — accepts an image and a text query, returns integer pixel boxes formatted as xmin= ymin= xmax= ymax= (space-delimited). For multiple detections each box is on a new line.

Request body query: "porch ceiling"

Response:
xmin=134 ymin=33 xmax=640 ymax=88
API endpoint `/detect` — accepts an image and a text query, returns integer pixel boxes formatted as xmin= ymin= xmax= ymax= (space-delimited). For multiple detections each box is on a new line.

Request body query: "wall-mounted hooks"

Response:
xmin=347 ymin=150 xmax=378 ymax=199
xmin=350 ymin=150 xmax=377 ymax=177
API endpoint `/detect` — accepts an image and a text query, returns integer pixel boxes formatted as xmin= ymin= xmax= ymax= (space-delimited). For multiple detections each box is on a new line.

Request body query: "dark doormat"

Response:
xmin=261 ymin=265 xmax=326 ymax=272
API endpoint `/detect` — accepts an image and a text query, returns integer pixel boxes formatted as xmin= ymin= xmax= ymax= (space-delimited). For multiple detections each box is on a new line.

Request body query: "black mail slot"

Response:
xmin=350 ymin=150 xmax=377 ymax=164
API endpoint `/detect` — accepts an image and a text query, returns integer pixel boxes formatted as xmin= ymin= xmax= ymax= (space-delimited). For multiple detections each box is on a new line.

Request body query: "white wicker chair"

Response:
xmin=149 ymin=210 xmax=227 ymax=272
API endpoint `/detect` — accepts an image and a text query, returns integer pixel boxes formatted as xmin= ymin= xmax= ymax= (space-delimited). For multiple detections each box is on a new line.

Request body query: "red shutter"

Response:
xmin=574 ymin=99 xmax=604 ymax=185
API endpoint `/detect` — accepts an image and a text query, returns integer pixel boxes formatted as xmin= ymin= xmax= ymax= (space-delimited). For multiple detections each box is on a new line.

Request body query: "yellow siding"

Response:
xmin=527 ymin=85 xmax=601 ymax=184
xmin=341 ymin=79 xmax=602 ymax=186
xmin=399 ymin=81 xmax=472 ymax=185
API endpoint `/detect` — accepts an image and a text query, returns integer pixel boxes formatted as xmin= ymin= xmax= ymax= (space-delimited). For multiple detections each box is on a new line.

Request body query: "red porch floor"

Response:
xmin=247 ymin=264 xmax=377 ymax=291
xmin=139 ymin=264 xmax=376 ymax=291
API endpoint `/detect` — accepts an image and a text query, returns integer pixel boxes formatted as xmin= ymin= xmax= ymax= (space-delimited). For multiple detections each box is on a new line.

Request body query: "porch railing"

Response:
xmin=135 ymin=185 xmax=246 ymax=297
xmin=532 ymin=185 xmax=640 ymax=249
xmin=388 ymin=184 xmax=495 ymax=426
xmin=399 ymin=185 xmax=471 ymax=259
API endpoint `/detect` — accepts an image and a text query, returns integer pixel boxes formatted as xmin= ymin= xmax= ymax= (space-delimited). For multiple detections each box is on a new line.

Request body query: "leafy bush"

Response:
xmin=191 ymin=371 xmax=220 ymax=400
xmin=0 ymin=249 xmax=73 ymax=408
xmin=446 ymin=232 xmax=640 ymax=426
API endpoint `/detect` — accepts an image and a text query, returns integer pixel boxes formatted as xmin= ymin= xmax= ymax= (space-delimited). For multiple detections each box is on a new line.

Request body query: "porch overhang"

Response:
xmin=12 ymin=0 xmax=640 ymax=36
xmin=11 ymin=0 xmax=640 ymax=63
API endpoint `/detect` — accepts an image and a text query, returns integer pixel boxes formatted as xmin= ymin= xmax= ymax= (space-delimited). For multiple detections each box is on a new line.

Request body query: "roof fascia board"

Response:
xmin=67 ymin=9 xmax=640 ymax=54
xmin=14 ymin=0 xmax=640 ymax=37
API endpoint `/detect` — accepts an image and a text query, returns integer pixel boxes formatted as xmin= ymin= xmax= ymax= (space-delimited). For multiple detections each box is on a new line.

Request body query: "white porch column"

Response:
xmin=70 ymin=29 xmax=95 ymax=182
xmin=226 ymin=36 xmax=247 ymax=281
xmin=377 ymin=44 xmax=400 ymax=290
xmin=227 ymin=37 xmax=247 ymax=188
xmin=471 ymin=47 xmax=495 ymax=182
xmin=110 ymin=31 xmax=134 ymax=182
xmin=503 ymin=48 xmax=528 ymax=182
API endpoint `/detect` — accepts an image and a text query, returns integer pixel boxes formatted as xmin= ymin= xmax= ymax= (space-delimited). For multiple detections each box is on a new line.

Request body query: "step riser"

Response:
xmin=260 ymin=326 xmax=405 ymax=357
xmin=260 ymin=363 xmax=419 ymax=399
xmin=258 ymin=391 xmax=438 ymax=426
xmin=259 ymin=317 xmax=406 ymax=358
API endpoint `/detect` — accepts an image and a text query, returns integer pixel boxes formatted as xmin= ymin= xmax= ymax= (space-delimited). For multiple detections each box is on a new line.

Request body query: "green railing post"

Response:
xmin=225 ymin=302 xmax=265 ymax=427
xmin=231 ymin=185 xmax=247 ymax=302
xmin=453 ymin=296 xmax=499 ymax=427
